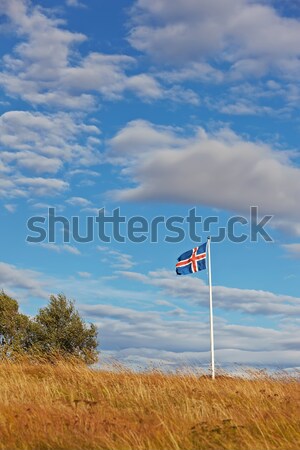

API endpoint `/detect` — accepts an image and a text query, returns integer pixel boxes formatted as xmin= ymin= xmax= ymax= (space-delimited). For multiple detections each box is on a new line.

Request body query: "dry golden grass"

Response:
xmin=0 ymin=360 xmax=299 ymax=450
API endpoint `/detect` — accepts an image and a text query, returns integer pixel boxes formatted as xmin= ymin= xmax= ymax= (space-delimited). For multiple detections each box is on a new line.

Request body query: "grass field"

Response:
xmin=0 ymin=360 xmax=299 ymax=450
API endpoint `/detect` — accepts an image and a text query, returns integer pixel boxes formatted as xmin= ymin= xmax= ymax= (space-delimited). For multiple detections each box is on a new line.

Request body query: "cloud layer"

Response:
xmin=1 ymin=259 xmax=300 ymax=368
xmin=82 ymin=302 xmax=300 ymax=369
xmin=120 ymin=268 xmax=300 ymax=317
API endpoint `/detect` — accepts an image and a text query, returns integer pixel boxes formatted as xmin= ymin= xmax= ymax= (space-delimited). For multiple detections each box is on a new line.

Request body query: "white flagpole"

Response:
xmin=207 ymin=236 xmax=215 ymax=379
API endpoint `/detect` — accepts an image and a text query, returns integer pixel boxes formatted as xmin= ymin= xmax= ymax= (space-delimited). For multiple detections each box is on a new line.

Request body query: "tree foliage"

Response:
xmin=0 ymin=291 xmax=98 ymax=364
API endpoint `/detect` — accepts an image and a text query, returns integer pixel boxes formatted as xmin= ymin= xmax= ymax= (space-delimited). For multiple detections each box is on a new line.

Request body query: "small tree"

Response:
xmin=35 ymin=294 xmax=98 ymax=364
xmin=0 ymin=291 xmax=99 ymax=364
xmin=0 ymin=291 xmax=38 ymax=356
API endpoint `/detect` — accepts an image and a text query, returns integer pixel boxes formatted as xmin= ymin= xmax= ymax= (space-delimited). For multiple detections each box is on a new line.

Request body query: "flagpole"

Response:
xmin=207 ymin=236 xmax=215 ymax=380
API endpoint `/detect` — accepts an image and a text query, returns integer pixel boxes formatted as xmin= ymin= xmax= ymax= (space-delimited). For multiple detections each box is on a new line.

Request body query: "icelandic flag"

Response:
xmin=176 ymin=242 xmax=207 ymax=275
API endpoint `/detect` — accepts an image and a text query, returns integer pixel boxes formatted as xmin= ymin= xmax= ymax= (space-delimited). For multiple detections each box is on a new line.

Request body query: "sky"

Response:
xmin=0 ymin=0 xmax=300 ymax=371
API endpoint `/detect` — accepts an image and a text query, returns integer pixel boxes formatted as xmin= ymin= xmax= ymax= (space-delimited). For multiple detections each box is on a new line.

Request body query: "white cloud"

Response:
xmin=18 ymin=153 xmax=62 ymax=174
xmin=0 ymin=260 xmax=151 ymax=306
xmin=282 ymin=243 xmax=300 ymax=259
xmin=0 ymin=261 xmax=47 ymax=298
xmin=0 ymin=259 xmax=299 ymax=368
xmin=124 ymin=73 xmax=162 ymax=100
xmin=108 ymin=120 xmax=300 ymax=232
xmin=164 ymin=85 xmax=200 ymax=105
xmin=129 ymin=0 xmax=300 ymax=80
xmin=204 ymin=80 xmax=297 ymax=118
xmin=97 ymin=246 xmax=136 ymax=269
xmin=16 ymin=177 xmax=68 ymax=197
xmin=40 ymin=243 xmax=81 ymax=255
xmin=108 ymin=119 xmax=185 ymax=159
xmin=68 ymin=169 xmax=100 ymax=178
xmin=0 ymin=0 xmax=167 ymax=108
xmin=66 ymin=0 xmax=84 ymax=7
xmin=81 ymin=303 xmax=300 ymax=368
xmin=157 ymin=62 xmax=224 ymax=83
xmin=4 ymin=203 xmax=16 ymax=213
xmin=215 ymin=100 xmax=273 ymax=116
xmin=119 ymin=268 xmax=300 ymax=317
xmin=100 ymin=347 xmax=300 ymax=371
xmin=29 ymin=202 xmax=64 ymax=212
xmin=66 ymin=196 xmax=91 ymax=207
xmin=77 ymin=271 xmax=92 ymax=278
xmin=0 ymin=111 xmax=100 ymax=163
xmin=0 ymin=110 xmax=101 ymax=199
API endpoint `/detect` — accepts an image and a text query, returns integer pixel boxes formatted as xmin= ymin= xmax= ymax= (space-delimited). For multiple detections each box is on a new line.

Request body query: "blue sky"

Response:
xmin=0 ymin=0 xmax=300 ymax=370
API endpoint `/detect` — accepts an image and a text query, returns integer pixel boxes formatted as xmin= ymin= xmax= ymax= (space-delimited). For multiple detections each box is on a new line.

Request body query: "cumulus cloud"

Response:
xmin=0 ymin=0 xmax=170 ymax=108
xmin=129 ymin=0 xmax=300 ymax=79
xmin=0 ymin=110 xmax=101 ymax=198
xmin=0 ymin=111 xmax=100 ymax=159
xmin=108 ymin=120 xmax=300 ymax=233
xmin=127 ymin=1 xmax=300 ymax=115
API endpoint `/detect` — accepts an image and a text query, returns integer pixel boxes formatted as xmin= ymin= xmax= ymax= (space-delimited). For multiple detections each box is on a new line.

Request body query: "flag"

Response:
xmin=176 ymin=242 xmax=207 ymax=275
